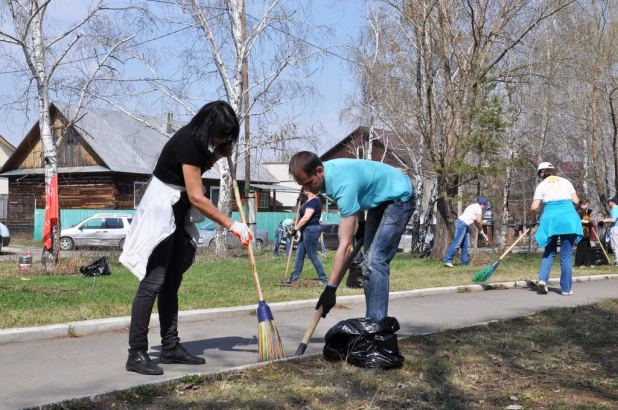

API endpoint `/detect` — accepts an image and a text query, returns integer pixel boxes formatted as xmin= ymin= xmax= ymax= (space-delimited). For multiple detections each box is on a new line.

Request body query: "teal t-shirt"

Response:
xmin=610 ymin=206 xmax=618 ymax=228
xmin=322 ymin=159 xmax=413 ymax=217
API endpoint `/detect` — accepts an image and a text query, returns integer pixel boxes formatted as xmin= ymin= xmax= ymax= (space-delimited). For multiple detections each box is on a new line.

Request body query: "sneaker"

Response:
xmin=562 ymin=291 xmax=574 ymax=296
xmin=538 ymin=280 xmax=549 ymax=294
xmin=318 ymin=280 xmax=328 ymax=285
xmin=281 ymin=278 xmax=296 ymax=285
xmin=444 ymin=262 xmax=454 ymax=268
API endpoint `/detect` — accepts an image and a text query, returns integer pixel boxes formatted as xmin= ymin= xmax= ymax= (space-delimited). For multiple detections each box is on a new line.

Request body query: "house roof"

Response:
xmin=0 ymin=134 xmax=15 ymax=151
xmin=320 ymin=126 xmax=413 ymax=167
xmin=0 ymin=103 xmax=278 ymax=183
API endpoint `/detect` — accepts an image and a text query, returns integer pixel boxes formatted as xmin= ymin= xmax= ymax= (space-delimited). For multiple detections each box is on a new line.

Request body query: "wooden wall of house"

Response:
xmin=321 ymin=131 xmax=402 ymax=169
xmin=7 ymin=173 xmax=151 ymax=228
xmin=9 ymin=114 xmax=104 ymax=171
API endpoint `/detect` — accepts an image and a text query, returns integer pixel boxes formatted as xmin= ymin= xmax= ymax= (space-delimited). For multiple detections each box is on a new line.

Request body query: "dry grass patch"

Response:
xmin=55 ymin=299 xmax=618 ymax=410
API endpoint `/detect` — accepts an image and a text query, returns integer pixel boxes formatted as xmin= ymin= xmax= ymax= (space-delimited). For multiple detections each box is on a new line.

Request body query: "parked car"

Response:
xmin=0 ymin=222 xmax=10 ymax=252
xmin=198 ymin=221 xmax=269 ymax=250
xmin=60 ymin=213 xmax=133 ymax=250
xmin=398 ymin=225 xmax=413 ymax=253
xmin=320 ymin=222 xmax=340 ymax=250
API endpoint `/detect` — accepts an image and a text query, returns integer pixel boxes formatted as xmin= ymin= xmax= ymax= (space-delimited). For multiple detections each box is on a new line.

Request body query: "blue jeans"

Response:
xmin=290 ymin=225 xmax=327 ymax=282
xmin=273 ymin=229 xmax=290 ymax=256
xmin=539 ymin=234 xmax=576 ymax=293
xmin=443 ymin=219 xmax=470 ymax=265
xmin=362 ymin=196 xmax=416 ymax=321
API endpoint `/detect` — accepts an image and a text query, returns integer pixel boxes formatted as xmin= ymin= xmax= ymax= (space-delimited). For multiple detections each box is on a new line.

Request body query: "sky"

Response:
xmin=0 ymin=0 xmax=366 ymax=154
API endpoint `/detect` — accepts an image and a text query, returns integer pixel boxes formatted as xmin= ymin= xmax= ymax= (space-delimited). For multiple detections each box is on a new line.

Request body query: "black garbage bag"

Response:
xmin=345 ymin=260 xmax=364 ymax=288
xmin=323 ymin=316 xmax=405 ymax=369
xmin=79 ymin=257 xmax=111 ymax=277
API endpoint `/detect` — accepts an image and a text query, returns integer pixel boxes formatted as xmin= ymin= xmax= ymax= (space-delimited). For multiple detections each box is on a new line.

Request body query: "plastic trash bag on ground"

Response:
xmin=79 ymin=256 xmax=111 ymax=277
xmin=323 ymin=316 xmax=405 ymax=369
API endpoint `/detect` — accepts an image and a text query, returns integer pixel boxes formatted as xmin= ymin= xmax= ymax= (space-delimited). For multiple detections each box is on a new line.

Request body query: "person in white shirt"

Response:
xmin=443 ymin=198 xmax=488 ymax=267
xmin=530 ymin=162 xmax=582 ymax=296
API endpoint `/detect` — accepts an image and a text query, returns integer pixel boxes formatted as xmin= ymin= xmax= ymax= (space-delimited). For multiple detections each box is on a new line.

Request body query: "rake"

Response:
xmin=472 ymin=227 xmax=530 ymax=283
xmin=227 ymin=157 xmax=286 ymax=361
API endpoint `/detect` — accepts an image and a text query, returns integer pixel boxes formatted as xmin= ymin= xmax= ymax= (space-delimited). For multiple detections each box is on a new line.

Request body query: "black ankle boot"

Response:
xmin=126 ymin=351 xmax=164 ymax=375
xmin=160 ymin=343 xmax=205 ymax=365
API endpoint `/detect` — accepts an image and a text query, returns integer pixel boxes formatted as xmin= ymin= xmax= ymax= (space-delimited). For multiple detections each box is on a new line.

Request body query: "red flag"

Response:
xmin=43 ymin=174 xmax=59 ymax=250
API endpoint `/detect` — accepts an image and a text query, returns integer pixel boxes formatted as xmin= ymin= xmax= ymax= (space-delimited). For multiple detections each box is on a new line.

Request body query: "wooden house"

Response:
xmin=320 ymin=126 xmax=413 ymax=169
xmin=0 ymin=103 xmax=277 ymax=233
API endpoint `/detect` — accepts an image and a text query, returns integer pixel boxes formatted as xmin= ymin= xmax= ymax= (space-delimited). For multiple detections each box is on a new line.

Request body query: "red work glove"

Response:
xmin=230 ymin=222 xmax=253 ymax=246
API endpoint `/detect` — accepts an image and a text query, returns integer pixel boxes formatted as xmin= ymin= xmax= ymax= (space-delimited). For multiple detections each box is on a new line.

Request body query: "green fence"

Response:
xmin=33 ymin=209 xmax=340 ymax=241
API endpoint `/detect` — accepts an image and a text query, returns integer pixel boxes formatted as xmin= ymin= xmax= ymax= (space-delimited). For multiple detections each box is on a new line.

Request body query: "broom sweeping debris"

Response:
xmin=480 ymin=231 xmax=506 ymax=267
xmin=473 ymin=227 xmax=531 ymax=283
xmin=227 ymin=157 xmax=286 ymax=361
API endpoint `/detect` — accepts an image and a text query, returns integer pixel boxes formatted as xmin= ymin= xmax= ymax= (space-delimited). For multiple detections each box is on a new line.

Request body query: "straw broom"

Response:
xmin=295 ymin=237 xmax=364 ymax=356
xmin=227 ymin=157 xmax=286 ymax=361
xmin=472 ymin=227 xmax=531 ymax=283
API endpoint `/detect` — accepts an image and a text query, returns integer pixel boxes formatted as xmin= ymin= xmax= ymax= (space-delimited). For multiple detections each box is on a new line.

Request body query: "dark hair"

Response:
xmin=538 ymin=168 xmax=557 ymax=179
xmin=289 ymin=151 xmax=323 ymax=179
xmin=188 ymin=101 xmax=239 ymax=151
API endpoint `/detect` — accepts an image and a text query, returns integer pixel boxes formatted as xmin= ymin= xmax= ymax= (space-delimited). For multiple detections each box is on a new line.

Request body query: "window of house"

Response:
xmin=357 ymin=146 xmax=365 ymax=159
xmin=65 ymin=127 xmax=79 ymax=146
xmin=257 ymin=191 xmax=270 ymax=209
xmin=210 ymin=187 xmax=220 ymax=207
xmin=134 ymin=181 xmax=149 ymax=209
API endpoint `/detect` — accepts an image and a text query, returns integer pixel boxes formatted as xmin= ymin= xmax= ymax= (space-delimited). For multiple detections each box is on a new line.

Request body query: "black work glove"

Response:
xmin=316 ymin=285 xmax=337 ymax=318
xmin=527 ymin=220 xmax=539 ymax=228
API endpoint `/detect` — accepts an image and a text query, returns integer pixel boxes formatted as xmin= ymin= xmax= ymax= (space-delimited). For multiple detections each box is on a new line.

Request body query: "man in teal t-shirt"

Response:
xmin=288 ymin=151 xmax=415 ymax=321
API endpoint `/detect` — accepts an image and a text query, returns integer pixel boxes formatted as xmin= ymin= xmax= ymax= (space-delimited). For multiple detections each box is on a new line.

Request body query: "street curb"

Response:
xmin=3 ymin=273 xmax=618 ymax=346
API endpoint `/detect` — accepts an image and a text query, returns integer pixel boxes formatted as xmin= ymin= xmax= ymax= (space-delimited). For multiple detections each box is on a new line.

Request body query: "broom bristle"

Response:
xmin=472 ymin=265 xmax=495 ymax=283
xmin=258 ymin=320 xmax=287 ymax=362
xmin=256 ymin=300 xmax=287 ymax=362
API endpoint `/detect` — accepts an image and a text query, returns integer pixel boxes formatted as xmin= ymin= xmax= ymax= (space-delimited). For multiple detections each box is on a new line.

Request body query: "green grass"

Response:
xmin=0 ymin=247 xmax=610 ymax=329
xmin=58 ymin=299 xmax=618 ymax=409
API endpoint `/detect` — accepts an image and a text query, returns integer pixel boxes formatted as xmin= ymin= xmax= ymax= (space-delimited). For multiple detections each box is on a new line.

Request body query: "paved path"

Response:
xmin=2 ymin=279 xmax=618 ymax=410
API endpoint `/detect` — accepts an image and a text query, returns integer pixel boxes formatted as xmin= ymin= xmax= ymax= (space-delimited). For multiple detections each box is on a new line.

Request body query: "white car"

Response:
xmin=60 ymin=213 xmax=133 ymax=250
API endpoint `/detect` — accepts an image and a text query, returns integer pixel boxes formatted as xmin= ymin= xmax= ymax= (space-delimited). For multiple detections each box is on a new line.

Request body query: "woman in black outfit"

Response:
xmin=575 ymin=199 xmax=593 ymax=267
xmin=283 ymin=190 xmax=328 ymax=284
xmin=120 ymin=101 xmax=252 ymax=375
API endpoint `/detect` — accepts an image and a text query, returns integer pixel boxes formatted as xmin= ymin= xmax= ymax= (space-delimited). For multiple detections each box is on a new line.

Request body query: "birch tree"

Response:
xmin=98 ymin=0 xmax=325 ymax=256
xmin=0 ymin=0 xmax=139 ymax=264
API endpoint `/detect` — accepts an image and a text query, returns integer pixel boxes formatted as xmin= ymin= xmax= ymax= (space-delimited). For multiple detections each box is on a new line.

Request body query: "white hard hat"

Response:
xmin=537 ymin=162 xmax=555 ymax=174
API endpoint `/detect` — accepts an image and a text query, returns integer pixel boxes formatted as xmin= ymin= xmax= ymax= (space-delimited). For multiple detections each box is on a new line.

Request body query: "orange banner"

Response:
xmin=43 ymin=174 xmax=59 ymax=250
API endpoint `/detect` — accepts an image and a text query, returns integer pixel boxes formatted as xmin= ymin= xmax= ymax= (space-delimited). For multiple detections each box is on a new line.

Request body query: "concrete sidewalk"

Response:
xmin=2 ymin=277 xmax=618 ymax=410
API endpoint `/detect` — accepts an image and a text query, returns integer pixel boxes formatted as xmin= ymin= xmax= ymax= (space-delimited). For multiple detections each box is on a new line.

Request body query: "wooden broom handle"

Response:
xmin=498 ymin=227 xmax=531 ymax=260
xmin=297 ymin=238 xmax=364 ymax=348
xmin=227 ymin=157 xmax=263 ymax=301
xmin=591 ymin=228 xmax=612 ymax=265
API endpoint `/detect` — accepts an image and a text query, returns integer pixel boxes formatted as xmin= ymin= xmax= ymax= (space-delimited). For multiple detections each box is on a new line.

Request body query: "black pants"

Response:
xmin=128 ymin=195 xmax=196 ymax=353
xmin=574 ymin=237 xmax=592 ymax=267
